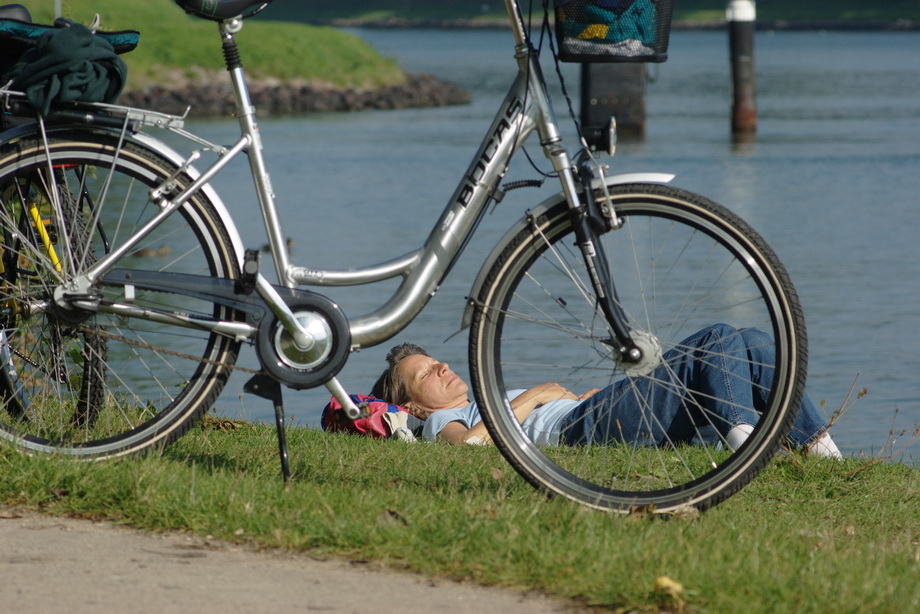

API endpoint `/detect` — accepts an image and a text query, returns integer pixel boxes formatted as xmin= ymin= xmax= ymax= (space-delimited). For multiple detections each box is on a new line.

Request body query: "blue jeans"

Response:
xmin=560 ymin=324 xmax=825 ymax=448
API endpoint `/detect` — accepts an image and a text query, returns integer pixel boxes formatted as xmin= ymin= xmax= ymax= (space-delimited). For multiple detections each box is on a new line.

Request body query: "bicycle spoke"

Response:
xmin=471 ymin=185 xmax=804 ymax=513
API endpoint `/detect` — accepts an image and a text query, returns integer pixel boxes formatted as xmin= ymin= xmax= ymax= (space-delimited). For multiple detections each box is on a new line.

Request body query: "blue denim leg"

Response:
xmin=560 ymin=324 xmax=826 ymax=447
xmin=733 ymin=327 xmax=827 ymax=447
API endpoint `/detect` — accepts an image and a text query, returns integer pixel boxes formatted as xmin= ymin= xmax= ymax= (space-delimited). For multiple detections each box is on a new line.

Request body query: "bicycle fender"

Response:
xmin=460 ymin=172 xmax=674 ymax=331
xmin=0 ymin=122 xmax=245 ymax=265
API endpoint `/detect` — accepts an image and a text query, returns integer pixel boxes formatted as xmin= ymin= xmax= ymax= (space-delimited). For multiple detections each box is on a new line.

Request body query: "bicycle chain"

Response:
xmin=77 ymin=325 xmax=268 ymax=376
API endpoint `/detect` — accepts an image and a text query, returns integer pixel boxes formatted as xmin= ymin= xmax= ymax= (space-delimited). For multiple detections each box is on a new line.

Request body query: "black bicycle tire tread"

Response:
xmin=469 ymin=182 xmax=806 ymax=513
xmin=0 ymin=133 xmax=242 ymax=459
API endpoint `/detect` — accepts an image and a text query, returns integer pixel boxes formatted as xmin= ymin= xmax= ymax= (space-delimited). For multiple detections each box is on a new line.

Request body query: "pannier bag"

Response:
xmin=554 ymin=0 xmax=673 ymax=63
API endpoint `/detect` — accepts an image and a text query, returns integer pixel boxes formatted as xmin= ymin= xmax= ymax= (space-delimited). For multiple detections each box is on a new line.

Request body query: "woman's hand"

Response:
xmin=437 ymin=383 xmax=601 ymax=445
xmin=438 ymin=383 xmax=574 ymax=445
xmin=513 ymin=382 xmax=578 ymax=407
xmin=577 ymin=388 xmax=602 ymax=401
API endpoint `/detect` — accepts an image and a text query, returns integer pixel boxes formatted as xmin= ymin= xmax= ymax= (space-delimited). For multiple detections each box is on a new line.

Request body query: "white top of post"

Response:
xmin=726 ymin=0 xmax=756 ymax=22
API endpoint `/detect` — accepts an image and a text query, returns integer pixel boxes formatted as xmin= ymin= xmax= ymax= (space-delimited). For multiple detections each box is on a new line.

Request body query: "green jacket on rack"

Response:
xmin=9 ymin=19 xmax=127 ymax=115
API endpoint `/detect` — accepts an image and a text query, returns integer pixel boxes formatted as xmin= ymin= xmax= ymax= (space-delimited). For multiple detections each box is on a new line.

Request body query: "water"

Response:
xmin=183 ymin=28 xmax=919 ymax=462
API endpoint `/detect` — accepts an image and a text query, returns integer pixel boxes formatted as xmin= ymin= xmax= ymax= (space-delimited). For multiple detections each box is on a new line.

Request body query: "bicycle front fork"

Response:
xmin=568 ymin=160 xmax=644 ymax=367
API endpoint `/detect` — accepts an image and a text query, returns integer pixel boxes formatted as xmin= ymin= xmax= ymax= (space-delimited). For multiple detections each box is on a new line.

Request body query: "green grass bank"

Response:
xmin=30 ymin=0 xmax=405 ymax=91
xmin=266 ymin=0 xmax=920 ymax=25
xmin=2 ymin=422 xmax=919 ymax=613
xmin=29 ymin=0 xmax=916 ymax=102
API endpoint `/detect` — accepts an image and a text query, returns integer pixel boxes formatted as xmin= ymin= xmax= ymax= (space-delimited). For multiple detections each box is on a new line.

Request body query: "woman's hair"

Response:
xmin=370 ymin=342 xmax=429 ymax=407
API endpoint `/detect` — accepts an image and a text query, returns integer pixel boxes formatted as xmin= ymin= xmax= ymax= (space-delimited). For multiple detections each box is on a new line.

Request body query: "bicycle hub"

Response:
xmin=274 ymin=310 xmax=332 ymax=371
xmin=254 ymin=292 xmax=351 ymax=390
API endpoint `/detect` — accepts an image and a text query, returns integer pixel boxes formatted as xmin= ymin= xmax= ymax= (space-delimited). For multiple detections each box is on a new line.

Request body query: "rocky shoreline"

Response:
xmin=119 ymin=72 xmax=471 ymax=118
xmin=118 ymin=17 xmax=914 ymax=118
xmin=307 ymin=18 xmax=919 ymax=31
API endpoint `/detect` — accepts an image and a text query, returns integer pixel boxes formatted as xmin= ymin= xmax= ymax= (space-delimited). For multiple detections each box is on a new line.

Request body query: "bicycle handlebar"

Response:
xmin=174 ymin=0 xmax=272 ymax=21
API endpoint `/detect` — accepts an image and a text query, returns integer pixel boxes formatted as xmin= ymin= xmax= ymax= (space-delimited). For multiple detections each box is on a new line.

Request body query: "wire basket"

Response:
xmin=554 ymin=0 xmax=673 ymax=63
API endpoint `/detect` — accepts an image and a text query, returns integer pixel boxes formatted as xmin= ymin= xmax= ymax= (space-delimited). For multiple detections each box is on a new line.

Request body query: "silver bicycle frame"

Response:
xmin=244 ymin=5 xmax=585 ymax=349
xmin=44 ymin=1 xmax=586 ymax=356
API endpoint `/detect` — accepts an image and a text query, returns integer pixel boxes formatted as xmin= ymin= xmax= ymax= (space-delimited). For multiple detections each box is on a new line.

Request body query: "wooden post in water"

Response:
xmin=580 ymin=63 xmax=647 ymax=141
xmin=727 ymin=0 xmax=757 ymax=135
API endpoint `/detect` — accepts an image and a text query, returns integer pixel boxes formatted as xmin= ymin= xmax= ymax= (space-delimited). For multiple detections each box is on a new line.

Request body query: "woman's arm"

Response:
xmin=436 ymin=383 xmax=580 ymax=445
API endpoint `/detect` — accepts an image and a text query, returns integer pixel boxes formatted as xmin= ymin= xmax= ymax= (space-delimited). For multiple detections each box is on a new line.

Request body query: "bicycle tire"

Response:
xmin=1 ymin=169 xmax=107 ymax=424
xmin=0 ymin=132 xmax=242 ymax=458
xmin=469 ymin=183 xmax=806 ymax=513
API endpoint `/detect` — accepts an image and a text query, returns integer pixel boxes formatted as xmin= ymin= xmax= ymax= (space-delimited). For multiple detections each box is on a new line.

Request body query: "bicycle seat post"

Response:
xmin=218 ymin=17 xmax=293 ymax=287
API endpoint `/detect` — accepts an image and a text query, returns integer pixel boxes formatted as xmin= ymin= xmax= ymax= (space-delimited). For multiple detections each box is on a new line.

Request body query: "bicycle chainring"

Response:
xmin=255 ymin=294 xmax=351 ymax=390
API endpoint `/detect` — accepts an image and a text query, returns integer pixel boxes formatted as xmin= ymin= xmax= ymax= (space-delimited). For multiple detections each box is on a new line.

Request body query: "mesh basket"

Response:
xmin=554 ymin=0 xmax=673 ymax=63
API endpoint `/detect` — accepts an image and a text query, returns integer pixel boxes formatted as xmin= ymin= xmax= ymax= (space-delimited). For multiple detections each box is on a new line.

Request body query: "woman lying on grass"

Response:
xmin=371 ymin=324 xmax=841 ymax=457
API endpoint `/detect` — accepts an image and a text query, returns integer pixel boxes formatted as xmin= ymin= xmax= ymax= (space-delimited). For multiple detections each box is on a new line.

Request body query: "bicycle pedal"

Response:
xmin=237 ymin=248 xmax=259 ymax=295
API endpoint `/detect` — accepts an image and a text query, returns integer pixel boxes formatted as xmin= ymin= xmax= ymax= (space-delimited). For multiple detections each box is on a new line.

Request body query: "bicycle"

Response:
xmin=0 ymin=0 xmax=807 ymax=514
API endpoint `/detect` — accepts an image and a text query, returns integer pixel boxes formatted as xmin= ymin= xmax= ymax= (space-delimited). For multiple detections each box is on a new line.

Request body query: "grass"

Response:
xmin=2 ymin=418 xmax=919 ymax=613
xmin=267 ymin=0 xmax=920 ymax=23
xmin=669 ymin=0 xmax=920 ymax=22
xmin=25 ymin=0 xmax=915 ymax=94
xmin=4 ymin=3 xmax=918 ymax=609
xmin=28 ymin=0 xmax=405 ymax=90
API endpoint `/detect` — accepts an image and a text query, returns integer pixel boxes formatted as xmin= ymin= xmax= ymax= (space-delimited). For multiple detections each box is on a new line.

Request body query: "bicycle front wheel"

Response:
xmin=0 ymin=133 xmax=242 ymax=458
xmin=470 ymin=183 xmax=806 ymax=513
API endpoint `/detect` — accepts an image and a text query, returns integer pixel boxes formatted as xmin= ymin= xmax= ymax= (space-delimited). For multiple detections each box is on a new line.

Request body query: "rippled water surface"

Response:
xmin=183 ymin=28 xmax=919 ymax=462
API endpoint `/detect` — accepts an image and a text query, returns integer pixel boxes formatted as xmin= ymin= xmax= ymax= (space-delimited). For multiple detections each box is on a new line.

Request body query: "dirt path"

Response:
xmin=1 ymin=508 xmax=572 ymax=614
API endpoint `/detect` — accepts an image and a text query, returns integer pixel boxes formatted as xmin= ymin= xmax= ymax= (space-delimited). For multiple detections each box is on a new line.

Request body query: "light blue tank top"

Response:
xmin=421 ymin=389 xmax=579 ymax=445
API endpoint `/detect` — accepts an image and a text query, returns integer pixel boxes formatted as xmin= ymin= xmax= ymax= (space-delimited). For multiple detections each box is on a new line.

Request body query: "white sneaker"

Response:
xmin=809 ymin=433 xmax=843 ymax=459
xmin=726 ymin=423 xmax=755 ymax=451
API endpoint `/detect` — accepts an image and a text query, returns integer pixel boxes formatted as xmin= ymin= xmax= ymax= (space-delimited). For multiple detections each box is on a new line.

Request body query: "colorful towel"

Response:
xmin=557 ymin=0 xmax=658 ymax=46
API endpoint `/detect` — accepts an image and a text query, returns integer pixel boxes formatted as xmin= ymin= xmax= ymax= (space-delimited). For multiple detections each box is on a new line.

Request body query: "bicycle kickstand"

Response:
xmin=243 ymin=374 xmax=291 ymax=481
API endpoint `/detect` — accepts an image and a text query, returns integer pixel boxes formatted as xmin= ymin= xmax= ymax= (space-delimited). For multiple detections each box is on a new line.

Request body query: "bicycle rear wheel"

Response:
xmin=470 ymin=183 xmax=806 ymax=513
xmin=0 ymin=132 xmax=242 ymax=458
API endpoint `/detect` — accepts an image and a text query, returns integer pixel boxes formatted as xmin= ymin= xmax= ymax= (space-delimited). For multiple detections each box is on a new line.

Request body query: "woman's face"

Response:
xmin=397 ymin=354 xmax=469 ymax=418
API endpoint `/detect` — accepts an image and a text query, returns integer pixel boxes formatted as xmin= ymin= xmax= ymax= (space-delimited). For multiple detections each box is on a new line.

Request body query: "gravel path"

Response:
xmin=1 ymin=508 xmax=573 ymax=614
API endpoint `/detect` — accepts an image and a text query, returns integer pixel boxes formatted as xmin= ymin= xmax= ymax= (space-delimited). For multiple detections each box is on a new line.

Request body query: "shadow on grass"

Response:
xmin=156 ymin=423 xmax=509 ymax=495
